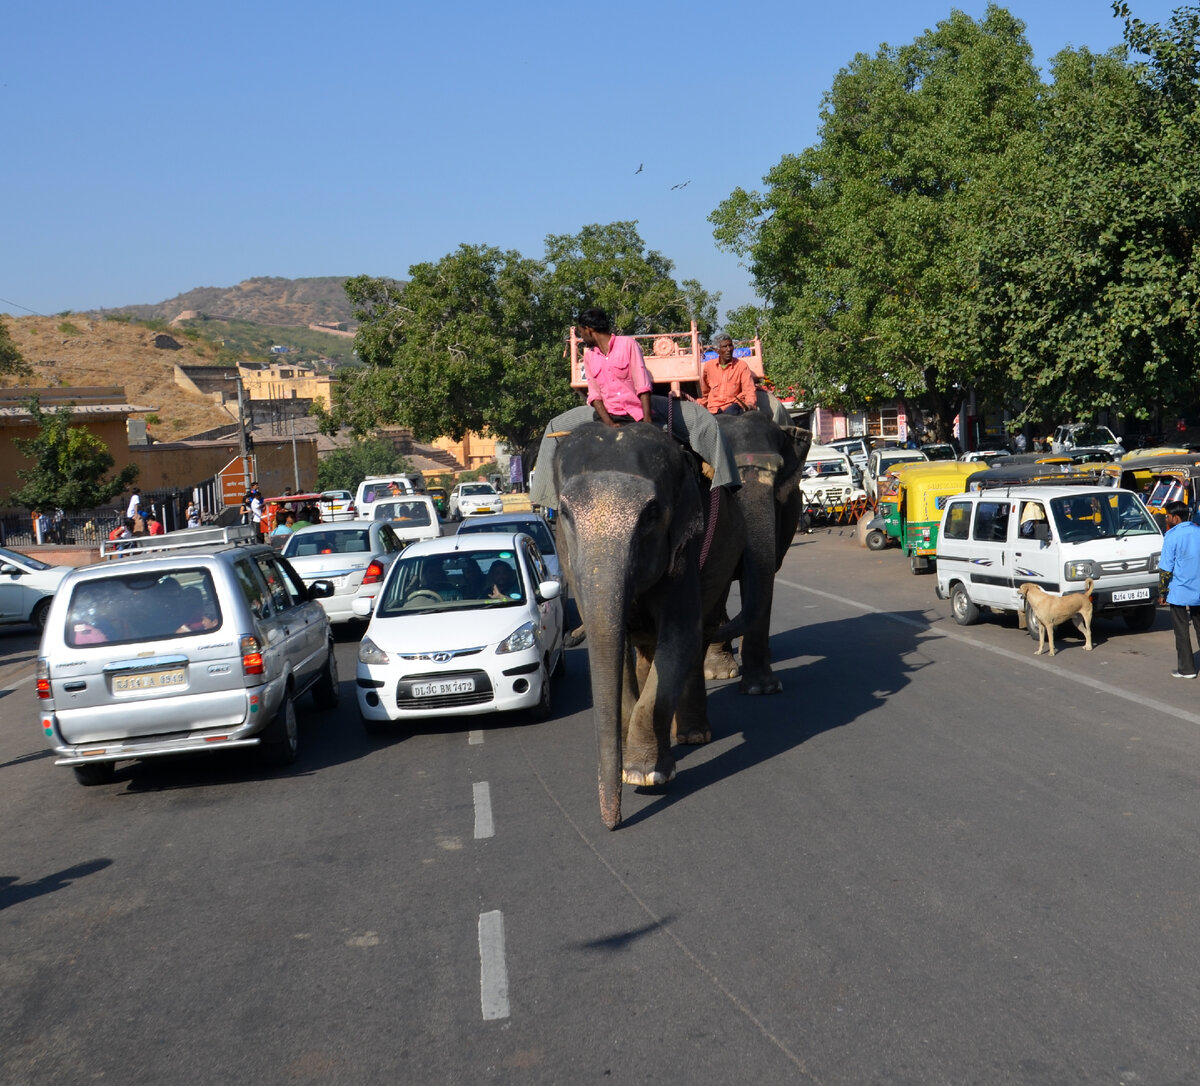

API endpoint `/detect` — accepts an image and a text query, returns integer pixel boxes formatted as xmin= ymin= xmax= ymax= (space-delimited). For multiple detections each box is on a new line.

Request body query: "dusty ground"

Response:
xmin=3 ymin=316 xmax=237 ymax=440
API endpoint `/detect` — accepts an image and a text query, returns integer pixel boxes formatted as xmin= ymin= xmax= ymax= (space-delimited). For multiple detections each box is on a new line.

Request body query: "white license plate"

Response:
xmin=1112 ymin=587 xmax=1151 ymax=603
xmin=411 ymin=678 xmax=475 ymax=697
xmin=113 ymin=668 xmax=186 ymax=692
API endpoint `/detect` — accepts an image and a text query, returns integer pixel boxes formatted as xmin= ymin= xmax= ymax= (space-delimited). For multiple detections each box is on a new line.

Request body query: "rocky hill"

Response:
xmin=87 ymin=276 xmax=372 ymax=329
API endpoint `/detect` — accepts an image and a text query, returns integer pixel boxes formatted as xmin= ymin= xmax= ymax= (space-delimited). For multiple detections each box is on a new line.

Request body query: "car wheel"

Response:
xmin=261 ymin=691 xmax=299 ymax=766
xmin=31 ymin=597 xmax=51 ymax=633
xmin=865 ymin=529 xmax=887 ymax=551
xmin=1124 ymin=604 xmax=1156 ymax=631
xmin=1025 ymin=601 xmax=1043 ymax=642
xmin=312 ymin=646 xmax=339 ymax=709
xmin=72 ymin=762 xmax=116 ymax=787
xmin=529 ymin=664 xmax=553 ymax=721
xmin=951 ymin=583 xmax=980 ymax=626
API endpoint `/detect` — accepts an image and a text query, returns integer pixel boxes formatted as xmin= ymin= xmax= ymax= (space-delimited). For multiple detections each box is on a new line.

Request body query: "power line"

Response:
xmin=0 ymin=296 xmax=44 ymax=316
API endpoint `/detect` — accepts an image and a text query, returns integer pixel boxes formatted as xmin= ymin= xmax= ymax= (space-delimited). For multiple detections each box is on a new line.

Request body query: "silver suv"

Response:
xmin=37 ymin=525 xmax=339 ymax=786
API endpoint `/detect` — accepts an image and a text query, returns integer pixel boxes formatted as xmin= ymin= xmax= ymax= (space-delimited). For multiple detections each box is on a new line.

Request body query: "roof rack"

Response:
xmin=101 ymin=523 xmax=260 ymax=560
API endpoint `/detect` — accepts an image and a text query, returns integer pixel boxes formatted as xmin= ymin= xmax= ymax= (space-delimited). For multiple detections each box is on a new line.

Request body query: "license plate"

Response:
xmin=411 ymin=678 xmax=475 ymax=697
xmin=1112 ymin=587 xmax=1151 ymax=603
xmin=113 ymin=668 xmax=186 ymax=692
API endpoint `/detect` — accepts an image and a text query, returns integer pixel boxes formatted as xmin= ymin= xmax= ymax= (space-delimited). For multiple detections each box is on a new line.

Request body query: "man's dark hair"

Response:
xmin=577 ymin=307 xmax=611 ymax=334
xmin=1166 ymin=501 xmax=1190 ymax=521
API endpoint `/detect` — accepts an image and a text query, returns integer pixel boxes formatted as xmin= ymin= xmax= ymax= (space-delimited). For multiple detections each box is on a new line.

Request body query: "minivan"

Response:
xmin=355 ymin=474 xmax=427 ymax=521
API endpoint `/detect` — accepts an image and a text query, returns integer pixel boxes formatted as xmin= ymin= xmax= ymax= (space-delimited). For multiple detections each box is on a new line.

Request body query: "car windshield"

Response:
xmin=1050 ymin=491 xmax=1159 ymax=541
xmin=283 ymin=529 xmax=373 ymax=556
xmin=377 ymin=549 xmax=525 ymax=616
xmin=322 ymin=491 xmax=351 ymax=502
xmin=66 ymin=569 xmax=222 ymax=647
xmin=374 ymin=501 xmax=432 ymax=526
xmin=804 ymin=459 xmax=850 ymax=478
xmin=462 ymin=484 xmax=497 ymax=495
xmin=0 ymin=546 xmax=49 ymax=571
xmin=922 ymin=445 xmax=956 ymax=461
xmin=1069 ymin=427 xmax=1115 ymax=446
xmin=882 ymin=453 xmax=925 ymax=467
xmin=460 ymin=519 xmax=555 ymax=554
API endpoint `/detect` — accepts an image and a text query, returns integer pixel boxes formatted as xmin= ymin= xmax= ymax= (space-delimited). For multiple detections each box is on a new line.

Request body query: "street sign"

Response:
xmin=217 ymin=456 xmax=255 ymax=508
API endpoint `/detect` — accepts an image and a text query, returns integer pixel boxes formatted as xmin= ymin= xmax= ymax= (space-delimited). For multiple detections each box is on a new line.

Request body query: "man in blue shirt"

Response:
xmin=1160 ymin=501 xmax=1200 ymax=677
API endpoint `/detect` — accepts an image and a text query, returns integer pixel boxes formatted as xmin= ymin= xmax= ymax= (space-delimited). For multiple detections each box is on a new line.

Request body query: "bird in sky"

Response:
xmin=635 ymin=163 xmax=643 ymax=174
xmin=669 ymin=180 xmax=691 ymax=190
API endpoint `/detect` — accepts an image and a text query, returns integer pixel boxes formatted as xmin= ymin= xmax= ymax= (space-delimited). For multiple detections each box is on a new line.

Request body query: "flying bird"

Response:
xmin=669 ymin=180 xmax=691 ymax=190
xmin=634 ymin=163 xmax=643 ymax=174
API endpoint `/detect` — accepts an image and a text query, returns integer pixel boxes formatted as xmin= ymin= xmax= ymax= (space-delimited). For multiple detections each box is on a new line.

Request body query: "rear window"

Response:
xmin=66 ymin=569 xmax=222 ymax=647
xmin=374 ymin=501 xmax=433 ymax=527
xmin=284 ymin=529 xmax=372 ymax=556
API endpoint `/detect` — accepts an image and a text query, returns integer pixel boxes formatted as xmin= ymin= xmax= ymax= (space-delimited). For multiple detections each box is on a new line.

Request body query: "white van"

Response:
xmin=355 ymin=475 xmax=427 ymax=521
xmin=935 ymin=484 xmax=1162 ymax=635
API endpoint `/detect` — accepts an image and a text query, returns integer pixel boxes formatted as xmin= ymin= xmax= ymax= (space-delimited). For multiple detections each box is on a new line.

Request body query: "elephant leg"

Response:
xmin=738 ymin=614 xmax=782 ymax=695
xmin=672 ymin=663 xmax=712 ymax=745
xmin=703 ymin=639 xmax=740 ymax=680
xmin=623 ymin=661 xmax=676 ymax=786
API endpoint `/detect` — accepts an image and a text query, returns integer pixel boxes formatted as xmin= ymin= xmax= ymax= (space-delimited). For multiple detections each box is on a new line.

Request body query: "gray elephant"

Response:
xmin=555 ymin=421 xmax=744 ymax=830
xmin=703 ymin=412 xmax=812 ymax=695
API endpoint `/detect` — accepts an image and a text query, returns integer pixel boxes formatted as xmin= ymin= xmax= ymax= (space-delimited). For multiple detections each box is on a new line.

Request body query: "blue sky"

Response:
xmin=1 ymin=0 xmax=1182 ymax=323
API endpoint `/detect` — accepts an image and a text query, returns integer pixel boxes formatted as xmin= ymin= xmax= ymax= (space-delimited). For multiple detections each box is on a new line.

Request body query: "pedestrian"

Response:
xmin=249 ymin=488 xmax=264 ymax=538
xmin=186 ymin=499 xmax=200 ymax=528
xmin=1159 ymin=500 xmax=1200 ymax=678
xmin=699 ymin=334 xmax=757 ymax=416
xmin=34 ymin=509 xmax=49 ymax=544
xmin=126 ymin=487 xmax=142 ymax=520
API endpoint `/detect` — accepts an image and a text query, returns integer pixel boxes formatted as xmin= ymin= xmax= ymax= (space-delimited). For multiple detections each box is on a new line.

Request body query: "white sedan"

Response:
xmin=0 ymin=546 xmax=74 ymax=632
xmin=279 ymin=522 xmax=404 ymax=625
xmin=352 ymin=532 xmax=564 ymax=731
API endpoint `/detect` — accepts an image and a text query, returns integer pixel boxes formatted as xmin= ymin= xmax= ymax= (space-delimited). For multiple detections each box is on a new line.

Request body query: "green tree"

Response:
xmin=978 ymin=3 xmax=1200 ymax=425
xmin=315 ymin=437 xmax=414 ymax=492
xmin=321 ymin=222 xmax=719 ymax=460
xmin=711 ymin=6 xmax=1043 ymax=437
xmin=0 ymin=317 xmax=31 ymax=377
xmin=10 ymin=397 xmax=138 ymax=511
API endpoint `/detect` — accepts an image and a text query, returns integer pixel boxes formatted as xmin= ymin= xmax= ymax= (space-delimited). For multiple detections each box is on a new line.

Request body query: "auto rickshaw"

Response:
xmin=426 ymin=485 xmax=449 ymax=517
xmin=1134 ymin=455 xmax=1200 ymax=526
xmin=967 ymin=460 xmax=1121 ymax=493
xmin=866 ymin=460 xmax=986 ymax=573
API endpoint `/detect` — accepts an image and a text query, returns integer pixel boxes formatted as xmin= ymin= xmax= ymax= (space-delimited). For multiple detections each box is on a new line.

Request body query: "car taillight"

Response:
xmin=240 ymin=634 xmax=264 ymax=676
xmin=36 ymin=657 xmax=50 ymax=700
xmin=362 ymin=560 xmax=385 ymax=586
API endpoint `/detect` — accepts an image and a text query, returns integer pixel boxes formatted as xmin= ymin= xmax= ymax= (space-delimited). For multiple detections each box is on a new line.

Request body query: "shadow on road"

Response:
xmin=0 ymin=858 xmax=113 ymax=911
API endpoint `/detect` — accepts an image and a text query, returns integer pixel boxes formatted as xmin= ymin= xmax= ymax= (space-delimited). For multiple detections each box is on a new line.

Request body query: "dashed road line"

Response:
xmin=477 ymin=910 xmax=510 ymax=1020
xmin=468 ymin=729 xmax=484 ymax=745
xmin=473 ymin=781 xmax=494 ymax=840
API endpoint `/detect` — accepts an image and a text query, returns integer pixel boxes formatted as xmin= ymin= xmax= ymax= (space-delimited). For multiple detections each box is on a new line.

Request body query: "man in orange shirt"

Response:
xmin=700 ymin=334 xmax=757 ymax=415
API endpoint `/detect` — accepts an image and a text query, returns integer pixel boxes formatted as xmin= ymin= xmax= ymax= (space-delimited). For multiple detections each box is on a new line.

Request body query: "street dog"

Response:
xmin=1017 ymin=578 xmax=1094 ymax=656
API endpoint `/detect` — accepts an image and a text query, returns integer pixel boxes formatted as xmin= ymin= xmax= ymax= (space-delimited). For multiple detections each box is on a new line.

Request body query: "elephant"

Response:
xmin=702 ymin=412 xmax=812 ymax=695
xmin=555 ymin=421 xmax=745 ymax=830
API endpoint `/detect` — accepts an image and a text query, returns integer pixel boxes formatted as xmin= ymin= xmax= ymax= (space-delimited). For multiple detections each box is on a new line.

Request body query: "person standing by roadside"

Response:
xmin=699 ymin=334 xmax=757 ymax=416
xmin=1160 ymin=500 xmax=1200 ymax=678
xmin=249 ymin=487 xmax=264 ymax=539
xmin=186 ymin=499 xmax=200 ymax=528
xmin=126 ymin=488 xmax=142 ymax=521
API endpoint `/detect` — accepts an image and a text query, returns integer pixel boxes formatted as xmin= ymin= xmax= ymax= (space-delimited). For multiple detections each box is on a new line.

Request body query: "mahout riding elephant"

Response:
xmin=702 ymin=413 xmax=812 ymax=695
xmin=555 ymin=421 xmax=744 ymax=829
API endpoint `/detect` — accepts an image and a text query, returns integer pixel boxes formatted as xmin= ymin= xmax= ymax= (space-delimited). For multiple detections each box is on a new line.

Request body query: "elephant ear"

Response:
xmin=667 ymin=466 xmax=704 ymax=580
xmin=777 ymin=426 xmax=814 ymax=502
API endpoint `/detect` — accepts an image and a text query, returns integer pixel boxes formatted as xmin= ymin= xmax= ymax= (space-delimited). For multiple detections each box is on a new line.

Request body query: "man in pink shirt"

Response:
xmin=579 ymin=307 xmax=653 ymax=426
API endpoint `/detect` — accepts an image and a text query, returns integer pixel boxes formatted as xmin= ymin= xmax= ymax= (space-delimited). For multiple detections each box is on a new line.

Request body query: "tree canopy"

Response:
xmin=711 ymin=3 xmax=1200 ymax=433
xmin=0 ymin=317 xmax=30 ymax=378
xmin=315 ymin=437 xmax=414 ymax=492
xmin=319 ymin=222 xmax=718 ymax=457
xmin=10 ymin=398 xmax=139 ymax=512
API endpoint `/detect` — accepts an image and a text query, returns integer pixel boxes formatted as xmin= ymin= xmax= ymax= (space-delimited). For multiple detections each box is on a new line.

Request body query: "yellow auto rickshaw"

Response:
xmin=868 ymin=461 xmax=986 ymax=573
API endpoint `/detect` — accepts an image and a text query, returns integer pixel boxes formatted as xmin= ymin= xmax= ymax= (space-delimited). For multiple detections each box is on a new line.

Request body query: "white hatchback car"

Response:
xmin=352 ymin=532 xmax=564 ymax=731
xmin=448 ymin=482 xmax=504 ymax=520
xmin=0 ymin=546 xmax=75 ymax=632
xmin=279 ymin=521 xmax=404 ymax=625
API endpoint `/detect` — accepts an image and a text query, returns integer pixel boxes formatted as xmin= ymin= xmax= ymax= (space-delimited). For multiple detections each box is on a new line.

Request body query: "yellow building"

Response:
xmin=237 ymin=361 xmax=337 ymax=408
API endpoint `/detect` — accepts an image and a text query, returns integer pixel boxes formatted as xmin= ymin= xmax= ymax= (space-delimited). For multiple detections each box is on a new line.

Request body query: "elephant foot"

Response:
xmin=703 ymin=642 xmax=740 ymax=681
xmin=739 ymin=671 xmax=783 ymax=696
xmin=564 ymin=625 xmax=587 ymax=648
xmin=673 ymin=725 xmax=711 ymax=746
xmin=622 ymin=750 xmax=675 ymax=787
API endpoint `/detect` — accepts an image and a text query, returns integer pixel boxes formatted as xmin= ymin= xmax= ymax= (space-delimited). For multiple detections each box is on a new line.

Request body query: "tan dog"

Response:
xmin=1017 ymin=578 xmax=1094 ymax=656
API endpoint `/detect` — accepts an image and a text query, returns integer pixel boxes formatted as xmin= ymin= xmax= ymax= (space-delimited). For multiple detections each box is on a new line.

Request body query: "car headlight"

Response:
xmin=1064 ymin=559 xmax=1098 ymax=581
xmin=1149 ymin=551 xmax=1161 ymax=572
xmin=497 ymin=621 xmax=536 ymax=654
xmin=358 ymin=637 xmax=390 ymax=665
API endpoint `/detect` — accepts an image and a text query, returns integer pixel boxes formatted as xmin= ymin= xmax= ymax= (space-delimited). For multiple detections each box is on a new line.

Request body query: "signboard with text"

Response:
xmin=218 ymin=456 xmax=256 ymax=508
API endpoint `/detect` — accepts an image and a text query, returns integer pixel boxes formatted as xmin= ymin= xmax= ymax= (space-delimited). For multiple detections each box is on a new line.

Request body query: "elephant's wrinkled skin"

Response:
xmin=556 ymin=422 xmax=732 ymax=830
xmin=708 ymin=413 xmax=811 ymax=695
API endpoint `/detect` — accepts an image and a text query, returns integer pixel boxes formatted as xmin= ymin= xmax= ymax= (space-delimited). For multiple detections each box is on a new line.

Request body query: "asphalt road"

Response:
xmin=5 ymin=524 xmax=1200 ymax=1084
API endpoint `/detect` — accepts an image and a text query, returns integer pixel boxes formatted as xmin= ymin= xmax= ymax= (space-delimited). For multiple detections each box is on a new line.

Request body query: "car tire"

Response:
xmin=552 ymin=644 xmax=566 ymax=678
xmin=1124 ymin=604 xmax=1156 ymax=631
xmin=1025 ymin=601 xmax=1043 ymax=643
xmin=951 ymin=583 xmax=981 ymax=626
xmin=312 ymin=646 xmax=340 ymax=709
xmin=529 ymin=664 xmax=553 ymax=721
xmin=865 ymin=529 xmax=887 ymax=552
xmin=31 ymin=597 xmax=51 ymax=633
xmin=261 ymin=691 xmax=299 ymax=766
xmin=72 ymin=762 xmax=116 ymax=787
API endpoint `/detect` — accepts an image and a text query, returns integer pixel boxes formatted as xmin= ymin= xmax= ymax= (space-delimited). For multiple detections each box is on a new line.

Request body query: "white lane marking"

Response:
xmin=468 ymin=729 xmax=484 ymax=745
xmin=478 ymin=910 xmax=510 ymax=1020
xmin=473 ymin=781 xmax=495 ymax=840
xmin=1 ymin=672 xmax=35 ymax=693
xmin=777 ymin=577 xmax=1200 ymax=728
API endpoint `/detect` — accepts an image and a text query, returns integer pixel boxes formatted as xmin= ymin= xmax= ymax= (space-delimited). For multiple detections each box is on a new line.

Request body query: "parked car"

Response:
xmin=317 ymin=489 xmax=356 ymax=521
xmin=826 ymin=437 xmax=871 ymax=483
xmin=449 ymin=481 xmax=504 ymax=520
xmin=920 ymin=442 xmax=958 ymax=462
xmin=1052 ymin=423 xmax=1124 ymax=459
xmin=456 ymin=512 xmax=560 ymax=579
xmin=863 ymin=447 xmax=929 ymax=501
xmin=352 ymin=531 xmax=564 ymax=731
xmin=959 ymin=449 xmax=1011 ymax=463
xmin=372 ymin=495 xmax=442 ymax=547
xmin=798 ymin=445 xmax=866 ymax=528
xmin=935 ymin=484 xmax=1162 ymax=637
xmin=0 ymin=546 xmax=74 ymax=632
xmin=37 ymin=524 xmax=338 ymax=786
xmin=279 ymin=521 xmax=404 ymax=625
xmin=355 ymin=475 xmax=427 ymax=521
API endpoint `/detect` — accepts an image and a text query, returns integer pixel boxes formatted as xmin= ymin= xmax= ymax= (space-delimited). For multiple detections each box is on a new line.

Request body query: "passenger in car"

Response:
xmin=486 ymin=561 xmax=518 ymax=600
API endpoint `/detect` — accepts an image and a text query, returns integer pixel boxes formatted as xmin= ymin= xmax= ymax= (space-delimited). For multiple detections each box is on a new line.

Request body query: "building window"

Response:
xmin=867 ymin=407 xmax=900 ymax=438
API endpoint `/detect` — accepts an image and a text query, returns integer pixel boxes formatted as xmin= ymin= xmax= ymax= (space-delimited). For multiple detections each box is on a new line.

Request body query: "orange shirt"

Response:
xmin=700 ymin=356 xmax=757 ymax=413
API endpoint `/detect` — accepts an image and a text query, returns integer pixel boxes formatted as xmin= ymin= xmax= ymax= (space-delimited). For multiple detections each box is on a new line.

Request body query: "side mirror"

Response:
xmin=538 ymin=579 xmax=562 ymax=601
xmin=0 ymin=563 xmax=18 ymax=576
xmin=352 ymin=596 xmax=375 ymax=618
xmin=308 ymin=579 xmax=335 ymax=600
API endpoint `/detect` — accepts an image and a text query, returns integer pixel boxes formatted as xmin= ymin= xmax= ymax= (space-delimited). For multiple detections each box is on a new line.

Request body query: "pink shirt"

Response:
xmin=584 ymin=335 xmax=653 ymax=421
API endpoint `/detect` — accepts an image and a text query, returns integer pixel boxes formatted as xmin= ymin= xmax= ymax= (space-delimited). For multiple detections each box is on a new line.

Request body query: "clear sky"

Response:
xmin=1 ymin=0 xmax=1182 ymax=323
